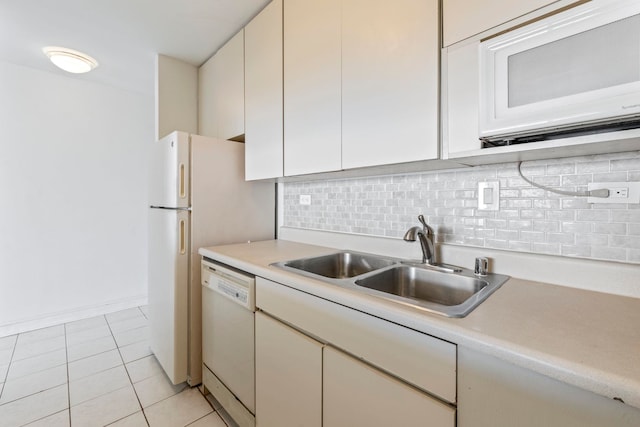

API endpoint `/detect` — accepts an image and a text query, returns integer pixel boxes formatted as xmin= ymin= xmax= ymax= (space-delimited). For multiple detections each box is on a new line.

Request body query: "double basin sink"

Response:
xmin=272 ymin=251 xmax=509 ymax=318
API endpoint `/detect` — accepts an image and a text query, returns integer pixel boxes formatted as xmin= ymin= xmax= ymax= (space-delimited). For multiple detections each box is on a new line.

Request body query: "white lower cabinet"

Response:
xmin=255 ymin=312 xmax=322 ymax=427
xmin=323 ymin=346 xmax=455 ymax=427
xmin=458 ymin=347 xmax=640 ymax=427
xmin=254 ymin=277 xmax=456 ymax=426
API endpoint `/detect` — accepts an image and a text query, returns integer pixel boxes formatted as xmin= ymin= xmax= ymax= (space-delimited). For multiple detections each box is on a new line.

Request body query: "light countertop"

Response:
xmin=199 ymin=239 xmax=640 ymax=410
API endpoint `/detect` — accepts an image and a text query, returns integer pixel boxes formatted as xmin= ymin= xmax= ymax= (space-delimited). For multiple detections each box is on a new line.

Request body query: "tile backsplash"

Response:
xmin=282 ymin=151 xmax=640 ymax=264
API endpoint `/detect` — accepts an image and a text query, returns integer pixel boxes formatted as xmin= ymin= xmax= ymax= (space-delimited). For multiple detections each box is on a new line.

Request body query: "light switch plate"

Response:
xmin=299 ymin=194 xmax=311 ymax=205
xmin=588 ymin=182 xmax=640 ymax=204
xmin=478 ymin=181 xmax=500 ymax=211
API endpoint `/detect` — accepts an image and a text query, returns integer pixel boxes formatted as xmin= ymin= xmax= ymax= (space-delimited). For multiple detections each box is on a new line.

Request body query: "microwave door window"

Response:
xmin=507 ymin=13 xmax=640 ymax=108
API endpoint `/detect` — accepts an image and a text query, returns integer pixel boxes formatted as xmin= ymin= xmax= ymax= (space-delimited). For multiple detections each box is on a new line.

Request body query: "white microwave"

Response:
xmin=479 ymin=0 xmax=640 ymax=145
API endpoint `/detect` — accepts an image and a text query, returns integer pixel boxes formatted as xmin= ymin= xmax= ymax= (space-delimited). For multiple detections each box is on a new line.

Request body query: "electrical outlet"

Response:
xmin=299 ymin=194 xmax=311 ymax=205
xmin=609 ymin=187 xmax=629 ymax=198
xmin=478 ymin=181 xmax=500 ymax=211
xmin=588 ymin=182 xmax=640 ymax=204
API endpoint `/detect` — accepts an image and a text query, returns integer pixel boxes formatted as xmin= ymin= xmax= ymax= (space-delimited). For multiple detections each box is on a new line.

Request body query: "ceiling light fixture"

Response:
xmin=42 ymin=46 xmax=98 ymax=74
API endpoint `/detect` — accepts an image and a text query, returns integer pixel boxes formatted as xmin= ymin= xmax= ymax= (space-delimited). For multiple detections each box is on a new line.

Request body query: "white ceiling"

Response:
xmin=0 ymin=0 xmax=270 ymax=96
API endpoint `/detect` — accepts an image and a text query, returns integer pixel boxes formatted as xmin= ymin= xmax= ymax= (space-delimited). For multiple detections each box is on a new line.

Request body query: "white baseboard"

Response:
xmin=279 ymin=227 xmax=640 ymax=299
xmin=0 ymin=294 xmax=148 ymax=337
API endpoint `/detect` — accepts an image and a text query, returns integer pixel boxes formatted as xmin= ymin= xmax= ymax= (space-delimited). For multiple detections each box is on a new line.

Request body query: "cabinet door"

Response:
xmin=245 ymin=0 xmax=283 ymax=180
xmin=255 ymin=312 xmax=323 ymax=427
xmin=443 ymin=0 xmax=560 ymax=46
xmin=341 ymin=0 xmax=439 ymax=169
xmin=443 ymin=40 xmax=481 ymax=156
xmin=458 ymin=347 xmax=640 ymax=427
xmin=215 ymin=30 xmax=245 ymax=140
xmin=323 ymin=346 xmax=456 ymax=427
xmin=283 ymin=0 xmax=342 ymax=176
xmin=198 ymin=54 xmax=218 ymax=138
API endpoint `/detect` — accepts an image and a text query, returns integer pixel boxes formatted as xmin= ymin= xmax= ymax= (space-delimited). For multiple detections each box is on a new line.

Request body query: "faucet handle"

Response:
xmin=474 ymin=257 xmax=489 ymax=276
xmin=417 ymin=214 xmax=434 ymax=236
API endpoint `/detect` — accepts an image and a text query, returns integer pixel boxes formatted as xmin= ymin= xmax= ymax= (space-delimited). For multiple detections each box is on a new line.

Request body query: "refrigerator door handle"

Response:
xmin=179 ymin=219 xmax=186 ymax=255
xmin=179 ymin=163 xmax=186 ymax=199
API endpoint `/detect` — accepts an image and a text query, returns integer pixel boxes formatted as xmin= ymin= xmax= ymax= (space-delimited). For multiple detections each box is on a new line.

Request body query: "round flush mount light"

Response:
xmin=42 ymin=46 xmax=98 ymax=74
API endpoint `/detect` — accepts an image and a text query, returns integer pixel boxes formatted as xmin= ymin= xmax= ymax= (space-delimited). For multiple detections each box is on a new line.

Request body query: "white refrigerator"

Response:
xmin=148 ymin=131 xmax=275 ymax=386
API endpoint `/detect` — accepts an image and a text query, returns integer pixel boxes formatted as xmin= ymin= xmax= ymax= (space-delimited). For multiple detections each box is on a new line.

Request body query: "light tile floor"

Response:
xmin=0 ymin=307 xmax=227 ymax=427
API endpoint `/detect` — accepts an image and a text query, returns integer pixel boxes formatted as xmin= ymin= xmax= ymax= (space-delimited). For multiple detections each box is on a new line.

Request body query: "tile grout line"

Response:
xmin=106 ymin=306 xmax=151 ymax=427
xmin=3 ymin=350 xmax=68 ymax=384
xmin=0 ymin=335 xmax=18 ymax=405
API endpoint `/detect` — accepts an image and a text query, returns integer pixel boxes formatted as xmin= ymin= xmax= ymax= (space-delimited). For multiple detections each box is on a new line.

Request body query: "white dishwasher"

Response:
xmin=201 ymin=259 xmax=256 ymax=427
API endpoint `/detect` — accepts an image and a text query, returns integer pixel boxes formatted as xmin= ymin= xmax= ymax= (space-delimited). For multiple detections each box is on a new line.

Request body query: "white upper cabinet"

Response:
xmin=156 ymin=54 xmax=198 ymax=140
xmin=442 ymin=0 xmax=561 ymax=46
xmin=283 ymin=0 xmax=439 ymax=176
xmin=198 ymin=30 xmax=245 ymax=141
xmin=245 ymin=0 xmax=284 ymax=180
xmin=215 ymin=30 xmax=245 ymax=141
xmin=341 ymin=0 xmax=439 ymax=169
xmin=283 ymin=0 xmax=342 ymax=176
xmin=443 ymin=40 xmax=481 ymax=156
xmin=198 ymin=56 xmax=217 ymax=138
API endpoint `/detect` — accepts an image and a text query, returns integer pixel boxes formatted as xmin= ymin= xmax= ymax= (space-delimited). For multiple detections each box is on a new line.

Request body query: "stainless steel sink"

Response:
xmin=271 ymin=251 xmax=509 ymax=318
xmin=355 ymin=265 xmax=487 ymax=306
xmin=283 ymin=251 xmax=396 ymax=279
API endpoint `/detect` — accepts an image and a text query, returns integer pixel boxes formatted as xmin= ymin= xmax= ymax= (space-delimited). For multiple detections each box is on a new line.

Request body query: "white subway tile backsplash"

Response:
xmin=593 ymin=223 xmax=627 ymax=234
xmin=509 ymin=241 xmax=533 ymax=251
xmin=532 ymin=221 xmax=560 ymax=233
xmin=507 ymin=219 xmax=533 ymax=230
xmin=282 ymin=151 xmax=640 ymax=264
xmin=629 ymin=224 xmax=640 ymax=235
xmin=562 ymin=174 xmax=592 ymax=185
xmin=520 ymin=210 xmax=545 ymax=219
xmin=628 ymin=249 xmax=640 ymax=262
xmin=547 ymin=232 xmax=575 ymax=245
xmin=611 ymin=157 xmax=640 ymax=171
xmin=546 ymin=210 xmax=575 ymax=221
xmin=575 ymin=234 xmax=609 ymax=246
xmin=532 ymin=242 xmax=561 ymax=255
xmin=561 ymin=222 xmax=592 ymax=234
xmin=485 ymin=239 xmax=509 ymax=250
xmin=576 ymin=160 xmax=609 ymax=173
xmin=520 ymin=231 xmax=545 ymax=243
xmin=592 ymin=246 xmax=628 ymax=261
xmin=562 ymin=198 xmax=590 ymax=209
xmin=592 ymin=172 xmax=628 ymax=182
xmin=610 ymin=235 xmax=640 ymax=249
xmin=561 ymin=245 xmax=592 ymax=257
xmin=629 ymin=171 xmax=640 ymax=180
xmin=576 ymin=210 xmax=609 ymax=222
xmin=546 ymin=163 xmax=575 ymax=175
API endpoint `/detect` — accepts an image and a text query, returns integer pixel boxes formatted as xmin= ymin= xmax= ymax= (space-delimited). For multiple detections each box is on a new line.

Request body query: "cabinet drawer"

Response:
xmin=256 ymin=277 xmax=457 ymax=403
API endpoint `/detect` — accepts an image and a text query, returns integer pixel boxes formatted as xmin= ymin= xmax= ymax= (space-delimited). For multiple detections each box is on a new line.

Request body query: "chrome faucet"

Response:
xmin=403 ymin=215 xmax=436 ymax=265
